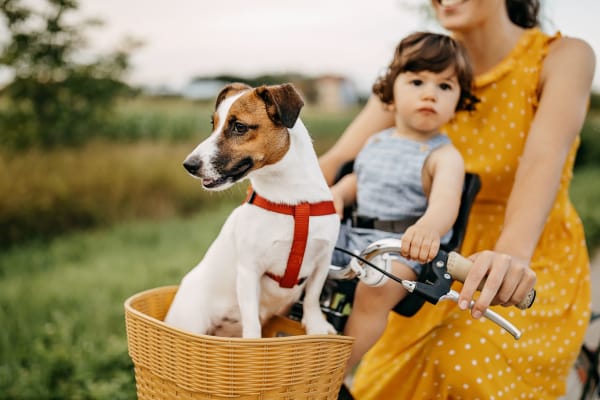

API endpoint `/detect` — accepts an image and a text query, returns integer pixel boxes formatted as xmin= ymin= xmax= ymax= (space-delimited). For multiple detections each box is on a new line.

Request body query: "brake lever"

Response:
xmin=401 ymin=281 xmax=522 ymax=340
xmin=440 ymin=290 xmax=522 ymax=339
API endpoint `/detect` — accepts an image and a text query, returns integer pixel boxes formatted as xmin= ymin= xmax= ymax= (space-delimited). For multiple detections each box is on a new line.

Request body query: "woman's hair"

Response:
xmin=506 ymin=0 xmax=540 ymax=28
xmin=373 ymin=31 xmax=479 ymax=112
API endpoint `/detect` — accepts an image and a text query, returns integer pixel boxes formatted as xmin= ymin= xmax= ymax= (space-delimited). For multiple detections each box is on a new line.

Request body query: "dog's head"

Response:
xmin=182 ymin=82 xmax=305 ymax=190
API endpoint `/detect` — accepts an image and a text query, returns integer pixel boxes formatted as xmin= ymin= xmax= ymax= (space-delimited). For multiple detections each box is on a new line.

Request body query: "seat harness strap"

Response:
xmin=245 ymin=189 xmax=336 ymax=288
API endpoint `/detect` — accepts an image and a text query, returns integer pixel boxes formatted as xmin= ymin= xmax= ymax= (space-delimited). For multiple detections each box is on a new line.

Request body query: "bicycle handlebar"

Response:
xmin=358 ymin=238 xmax=536 ymax=310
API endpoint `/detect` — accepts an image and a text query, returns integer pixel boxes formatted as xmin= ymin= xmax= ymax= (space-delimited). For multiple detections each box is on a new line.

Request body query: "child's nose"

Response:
xmin=421 ymin=85 xmax=437 ymax=101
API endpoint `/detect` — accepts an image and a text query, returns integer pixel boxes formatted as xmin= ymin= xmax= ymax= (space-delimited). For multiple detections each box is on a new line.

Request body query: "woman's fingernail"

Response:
xmin=472 ymin=310 xmax=482 ymax=319
xmin=459 ymin=300 xmax=468 ymax=310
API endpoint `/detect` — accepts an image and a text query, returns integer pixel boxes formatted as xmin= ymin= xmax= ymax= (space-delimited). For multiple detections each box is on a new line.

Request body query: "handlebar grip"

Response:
xmin=446 ymin=251 xmax=536 ymax=310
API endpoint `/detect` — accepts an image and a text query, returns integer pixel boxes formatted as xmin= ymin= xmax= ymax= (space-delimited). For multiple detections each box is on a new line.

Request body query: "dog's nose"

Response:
xmin=183 ymin=159 xmax=201 ymax=174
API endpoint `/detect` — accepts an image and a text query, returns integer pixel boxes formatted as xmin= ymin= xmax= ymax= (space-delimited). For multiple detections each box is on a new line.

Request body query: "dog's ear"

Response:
xmin=215 ymin=82 xmax=252 ymax=110
xmin=256 ymin=84 xmax=304 ymax=128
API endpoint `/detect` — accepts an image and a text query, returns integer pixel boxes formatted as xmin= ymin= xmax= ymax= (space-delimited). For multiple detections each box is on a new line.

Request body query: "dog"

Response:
xmin=164 ymin=82 xmax=340 ymax=338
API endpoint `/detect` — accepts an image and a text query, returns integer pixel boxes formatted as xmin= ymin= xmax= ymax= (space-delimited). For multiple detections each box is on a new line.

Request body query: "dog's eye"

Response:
xmin=231 ymin=121 xmax=249 ymax=135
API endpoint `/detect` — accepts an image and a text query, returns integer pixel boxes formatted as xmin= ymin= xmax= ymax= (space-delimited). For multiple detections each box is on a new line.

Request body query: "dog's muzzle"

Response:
xmin=182 ymin=154 xmax=254 ymax=190
xmin=183 ymin=159 xmax=201 ymax=175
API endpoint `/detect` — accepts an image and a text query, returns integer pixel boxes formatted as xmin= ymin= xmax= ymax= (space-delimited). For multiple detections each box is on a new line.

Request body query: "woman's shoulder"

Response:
xmin=547 ymin=35 xmax=595 ymax=63
xmin=542 ymin=35 xmax=596 ymax=87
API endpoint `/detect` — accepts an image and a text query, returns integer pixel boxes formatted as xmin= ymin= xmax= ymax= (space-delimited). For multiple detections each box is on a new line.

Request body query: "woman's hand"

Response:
xmin=458 ymin=250 xmax=537 ymax=318
xmin=400 ymin=225 xmax=441 ymax=264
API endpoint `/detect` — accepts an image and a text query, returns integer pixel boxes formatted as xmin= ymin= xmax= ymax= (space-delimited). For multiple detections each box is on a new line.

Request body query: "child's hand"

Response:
xmin=400 ymin=225 xmax=441 ymax=264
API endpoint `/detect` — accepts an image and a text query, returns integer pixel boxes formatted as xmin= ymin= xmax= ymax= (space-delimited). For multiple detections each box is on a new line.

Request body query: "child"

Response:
xmin=329 ymin=31 xmax=479 ymax=370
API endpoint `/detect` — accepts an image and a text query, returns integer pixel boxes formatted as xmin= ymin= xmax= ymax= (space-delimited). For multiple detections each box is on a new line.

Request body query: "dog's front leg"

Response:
xmin=302 ymin=256 xmax=337 ymax=335
xmin=236 ymin=265 xmax=262 ymax=338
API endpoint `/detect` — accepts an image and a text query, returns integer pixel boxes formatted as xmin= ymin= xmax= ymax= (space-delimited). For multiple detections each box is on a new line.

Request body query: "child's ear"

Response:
xmin=384 ymin=102 xmax=395 ymax=112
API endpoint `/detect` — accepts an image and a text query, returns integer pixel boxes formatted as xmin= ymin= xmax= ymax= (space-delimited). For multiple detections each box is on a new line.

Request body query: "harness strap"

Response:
xmin=245 ymin=188 xmax=336 ymax=288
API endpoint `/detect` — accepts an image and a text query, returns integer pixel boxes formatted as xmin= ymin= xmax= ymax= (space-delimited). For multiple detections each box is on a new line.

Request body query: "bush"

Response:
xmin=575 ymin=111 xmax=600 ymax=168
xmin=0 ymin=75 xmax=132 ymax=149
xmin=571 ymin=167 xmax=600 ymax=250
xmin=0 ymin=0 xmax=135 ymax=150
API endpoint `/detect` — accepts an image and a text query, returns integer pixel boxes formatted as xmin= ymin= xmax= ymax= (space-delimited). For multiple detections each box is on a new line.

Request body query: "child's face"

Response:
xmin=391 ymin=66 xmax=461 ymax=135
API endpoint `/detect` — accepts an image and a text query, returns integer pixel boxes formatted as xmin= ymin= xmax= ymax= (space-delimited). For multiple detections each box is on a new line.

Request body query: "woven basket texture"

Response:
xmin=124 ymin=286 xmax=354 ymax=399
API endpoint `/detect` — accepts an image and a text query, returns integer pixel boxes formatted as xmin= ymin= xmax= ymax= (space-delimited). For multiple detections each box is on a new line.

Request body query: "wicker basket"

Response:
xmin=124 ymin=286 xmax=354 ymax=399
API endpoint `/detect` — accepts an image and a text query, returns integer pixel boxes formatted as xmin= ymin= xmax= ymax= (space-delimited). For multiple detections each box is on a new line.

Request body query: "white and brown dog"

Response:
xmin=164 ymin=82 xmax=339 ymax=338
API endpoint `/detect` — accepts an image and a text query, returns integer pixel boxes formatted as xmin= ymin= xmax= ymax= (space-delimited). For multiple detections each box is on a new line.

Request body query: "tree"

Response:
xmin=0 ymin=0 xmax=137 ymax=149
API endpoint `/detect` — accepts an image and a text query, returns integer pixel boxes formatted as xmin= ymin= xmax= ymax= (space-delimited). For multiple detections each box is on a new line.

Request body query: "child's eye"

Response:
xmin=410 ymin=79 xmax=423 ymax=86
xmin=439 ymin=83 xmax=453 ymax=91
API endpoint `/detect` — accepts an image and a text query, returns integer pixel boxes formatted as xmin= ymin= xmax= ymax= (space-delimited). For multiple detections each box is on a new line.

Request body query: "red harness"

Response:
xmin=245 ymin=189 xmax=336 ymax=288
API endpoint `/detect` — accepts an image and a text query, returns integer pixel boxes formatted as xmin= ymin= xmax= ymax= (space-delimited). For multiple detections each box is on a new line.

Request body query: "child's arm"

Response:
xmin=401 ymin=145 xmax=465 ymax=263
xmin=329 ymin=172 xmax=358 ymax=218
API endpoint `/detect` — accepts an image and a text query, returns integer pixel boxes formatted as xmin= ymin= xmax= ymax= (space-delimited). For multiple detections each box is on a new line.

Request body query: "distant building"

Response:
xmin=313 ymin=75 xmax=359 ymax=112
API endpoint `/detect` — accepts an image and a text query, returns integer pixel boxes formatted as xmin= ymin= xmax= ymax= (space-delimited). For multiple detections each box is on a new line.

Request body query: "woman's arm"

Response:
xmin=460 ymin=37 xmax=596 ymax=317
xmin=330 ymin=173 xmax=358 ymax=218
xmin=319 ymin=95 xmax=395 ymax=184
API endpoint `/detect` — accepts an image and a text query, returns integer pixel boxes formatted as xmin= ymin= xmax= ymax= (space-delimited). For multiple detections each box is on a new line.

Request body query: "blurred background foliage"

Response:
xmin=0 ymin=0 xmax=139 ymax=150
xmin=1 ymin=0 xmax=599 ymax=398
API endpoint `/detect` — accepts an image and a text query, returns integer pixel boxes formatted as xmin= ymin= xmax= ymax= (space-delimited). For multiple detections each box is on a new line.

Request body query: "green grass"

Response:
xmin=0 ymin=200 xmax=238 ymax=399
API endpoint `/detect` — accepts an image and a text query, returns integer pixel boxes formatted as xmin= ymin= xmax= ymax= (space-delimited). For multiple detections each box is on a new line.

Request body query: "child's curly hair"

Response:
xmin=373 ymin=32 xmax=479 ymax=112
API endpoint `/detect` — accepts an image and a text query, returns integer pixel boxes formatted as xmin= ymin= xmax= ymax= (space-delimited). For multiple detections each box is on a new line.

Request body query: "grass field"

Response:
xmin=0 ymin=199 xmax=240 ymax=399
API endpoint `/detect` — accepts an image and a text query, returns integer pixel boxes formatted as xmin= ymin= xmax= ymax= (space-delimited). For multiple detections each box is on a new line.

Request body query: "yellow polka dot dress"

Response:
xmin=351 ymin=28 xmax=591 ymax=399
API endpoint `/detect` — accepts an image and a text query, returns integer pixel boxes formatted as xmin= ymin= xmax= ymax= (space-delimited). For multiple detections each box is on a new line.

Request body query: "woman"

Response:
xmin=319 ymin=0 xmax=596 ymax=398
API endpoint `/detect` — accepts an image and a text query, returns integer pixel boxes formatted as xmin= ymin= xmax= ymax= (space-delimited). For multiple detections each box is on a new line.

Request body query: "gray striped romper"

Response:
xmin=331 ymin=128 xmax=453 ymax=275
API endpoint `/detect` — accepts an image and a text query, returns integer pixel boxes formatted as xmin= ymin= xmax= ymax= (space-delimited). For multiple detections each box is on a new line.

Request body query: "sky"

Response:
xmin=5 ymin=0 xmax=600 ymax=94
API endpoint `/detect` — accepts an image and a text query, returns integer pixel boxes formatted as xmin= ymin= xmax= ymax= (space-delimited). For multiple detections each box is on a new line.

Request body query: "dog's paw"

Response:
xmin=302 ymin=314 xmax=338 ymax=335
xmin=242 ymin=327 xmax=262 ymax=339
